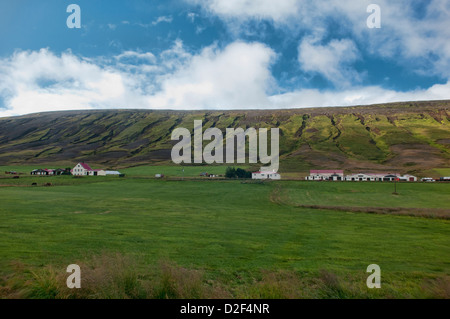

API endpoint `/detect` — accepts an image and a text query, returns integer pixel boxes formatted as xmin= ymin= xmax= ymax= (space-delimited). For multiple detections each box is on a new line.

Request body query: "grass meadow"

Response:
xmin=0 ymin=165 xmax=449 ymax=298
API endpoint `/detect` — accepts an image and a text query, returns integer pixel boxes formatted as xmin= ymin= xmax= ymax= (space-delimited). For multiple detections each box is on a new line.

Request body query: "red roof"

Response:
xmin=310 ymin=170 xmax=344 ymax=174
xmin=79 ymin=163 xmax=93 ymax=171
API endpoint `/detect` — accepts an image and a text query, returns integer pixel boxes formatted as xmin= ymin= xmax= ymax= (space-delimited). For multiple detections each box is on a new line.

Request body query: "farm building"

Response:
xmin=104 ymin=171 xmax=121 ymax=176
xmin=71 ymin=163 xmax=121 ymax=176
xmin=305 ymin=170 xmax=344 ymax=181
xmin=305 ymin=170 xmax=418 ymax=182
xmin=31 ymin=169 xmax=52 ymax=176
xmin=344 ymin=173 xmax=387 ymax=181
xmin=399 ymin=174 xmax=417 ymax=182
xmin=252 ymin=171 xmax=281 ymax=180
xmin=31 ymin=168 xmax=70 ymax=175
xmin=344 ymin=173 xmax=417 ymax=182
xmin=345 ymin=173 xmax=369 ymax=181
xmin=71 ymin=163 xmax=93 ymax=176
xmin=89 ymin=169 xmax=104 ymax=176
xmin=383 ymin=174 xmax=400 ymax=182
xmin=53 ymin=168 xmax=69 ymax=175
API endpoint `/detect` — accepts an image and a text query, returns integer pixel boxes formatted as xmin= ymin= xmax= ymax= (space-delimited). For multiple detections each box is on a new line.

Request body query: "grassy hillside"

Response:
xmin=0 ymin=100 xmax=449 ymax=176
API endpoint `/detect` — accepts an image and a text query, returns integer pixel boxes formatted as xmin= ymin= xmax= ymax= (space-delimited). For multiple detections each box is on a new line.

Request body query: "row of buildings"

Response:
xmin=31 ymin=163 xmax=122 ymax=176
xmin=30 ymin=164 xmax=440 ymax=182
xmin=252 ymin=170 xmax=281 ymax=180
xmin=305 ymin=170 xmax=417 ymax=182
xmin=71 ymin=163 xmax=122 ymax=176
xmin=31 ymin=168 xmax=70 ymax=175
xmin=250 ymin=169 xmax=417 ymax=181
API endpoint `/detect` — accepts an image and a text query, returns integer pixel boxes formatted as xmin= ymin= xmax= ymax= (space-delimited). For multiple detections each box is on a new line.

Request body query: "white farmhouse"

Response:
xmin=71 ymin=163 xmax=121 ymax=176
xmin=71 ymin=163 xmax=93 ymax=176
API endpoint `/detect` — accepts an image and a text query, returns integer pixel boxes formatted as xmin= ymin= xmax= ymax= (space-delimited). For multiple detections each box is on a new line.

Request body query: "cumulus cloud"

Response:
xmin=0 ymin=43 xmax=276 ymax=115
xmin=146 ymin=41 xmax=276 ymax=108
xmin=298 ymin=37 xmax=361 ymax=87
xmin=187 ymin=0 xmax=450 ymax=79
xmin=0 ymin=43 xmax=449 ymax=117
xmin=0 ymin=49 xmax=136 ymax=116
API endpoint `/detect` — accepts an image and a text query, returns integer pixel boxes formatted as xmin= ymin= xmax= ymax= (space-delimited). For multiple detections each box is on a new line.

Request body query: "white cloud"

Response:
xmin=133 ymin=16 xmax=173 ymax=29
xmin=187 ymin=12 xmax=198 ymax=23
xmin=152 ymin=15 xmax=173 ymax=25
xmin=187 ymin=0 xmax=450 ymax=79
xmin=188 ymin=0 xmax=300 ymax=22
xmin=0 ymin=44 xmax=449 ymax=117
xmin=0 ymin=49 xmax=135 ymax=117
xmin=115 ymin=51 xmax=157 ymax=63
xmin=269 ymin=81 xmax=450 ymax=109
xmin=298 ymin=37 xmax=361 ymax=87
xmin=146 ymin=41 xmax=276 ymax=109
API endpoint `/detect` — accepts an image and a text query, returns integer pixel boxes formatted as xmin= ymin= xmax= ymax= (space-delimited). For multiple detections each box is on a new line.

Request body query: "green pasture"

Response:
xmin=0 ymin=174 xmax=449 ymax=298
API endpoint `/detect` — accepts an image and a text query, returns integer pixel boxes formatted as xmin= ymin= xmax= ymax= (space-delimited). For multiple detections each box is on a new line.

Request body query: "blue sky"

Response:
xmin=0 ymin=0 xmax=449 ymax=116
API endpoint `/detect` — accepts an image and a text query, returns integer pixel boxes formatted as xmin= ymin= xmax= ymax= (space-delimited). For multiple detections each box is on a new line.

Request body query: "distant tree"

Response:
xmin=236 ymin=168 xmax=250 ymax=179
xmin=226 ymin=167 xmax=251 ymax=179
xmin=225 ymin=167 xmax=236 ymax=178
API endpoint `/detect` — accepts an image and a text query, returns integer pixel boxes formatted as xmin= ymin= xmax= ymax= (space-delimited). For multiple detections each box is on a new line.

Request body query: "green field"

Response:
xmin=0 ymin=166 xmax=449 ymax=299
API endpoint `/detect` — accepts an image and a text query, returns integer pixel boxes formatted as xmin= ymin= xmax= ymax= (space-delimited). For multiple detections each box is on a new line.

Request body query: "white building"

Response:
xmin=344 ymin=173 xmax=417 ymax=182
xmin=104 ymin=171 xmax=121 ymax=176
xmin=305 ymin=170 xmax=344 ymax=181
xmin=399 ymin=174 xmax=417 ymax=182
xmin=71 ymin=163 xmax=121 ymax=176
xmin=252 ymin=171 xmax=281 ymax=180
xmin=71 ymin=163 xmax=93 ymax=176
xmin=344 ymin=173 xmax=386 ymax=181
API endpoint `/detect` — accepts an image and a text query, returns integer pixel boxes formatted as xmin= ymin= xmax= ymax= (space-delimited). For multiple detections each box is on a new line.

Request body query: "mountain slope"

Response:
xmin=0 ymin=100 xmax=449 ymax=174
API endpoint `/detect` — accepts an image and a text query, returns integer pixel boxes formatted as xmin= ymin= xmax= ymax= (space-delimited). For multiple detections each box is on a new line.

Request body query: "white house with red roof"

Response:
xmin=71 ymin=163 xmax=122 ymax=176
xmin=71 ymin=162 xmax=94 ymax=176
